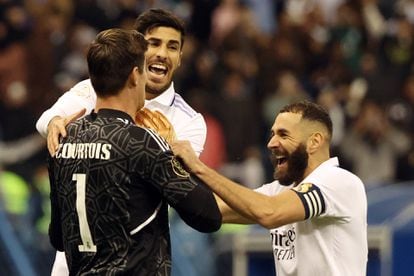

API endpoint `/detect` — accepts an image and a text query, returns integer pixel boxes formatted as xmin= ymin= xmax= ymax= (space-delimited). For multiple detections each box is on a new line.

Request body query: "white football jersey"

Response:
xmin=256 ymin=158 xmax=368 ymax=276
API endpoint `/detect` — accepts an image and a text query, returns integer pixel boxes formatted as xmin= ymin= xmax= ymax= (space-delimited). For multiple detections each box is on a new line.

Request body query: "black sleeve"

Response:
xmin=173 ymin=177 xmax=222 ymax=233
xmin=47 ymin=155 xmax=64 ymax=251
xmin=130 ymin=128 xmax=222 ymax=232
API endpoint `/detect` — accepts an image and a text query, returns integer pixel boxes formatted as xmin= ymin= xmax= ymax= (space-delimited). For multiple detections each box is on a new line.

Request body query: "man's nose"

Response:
xmin=267 ymin=136 xmax=280 ymax=149
xmin=156 ymin=44 xmax=168 ymax=59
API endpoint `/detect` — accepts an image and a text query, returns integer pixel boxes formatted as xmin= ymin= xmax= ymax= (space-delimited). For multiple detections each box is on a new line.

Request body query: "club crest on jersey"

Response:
xmin=171 ymin=157 xmax=190 ymax=178
xmin=294 ymin=183 xmax=313 ymax=193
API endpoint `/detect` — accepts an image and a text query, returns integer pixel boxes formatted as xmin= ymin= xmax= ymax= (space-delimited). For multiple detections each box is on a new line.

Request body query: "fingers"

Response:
xmin=135 ymin=108 xmax=176 ymax=143
xmin=47 ymin=109 xmax=85 ymax=157
xmin=154 ymin=111 xmax=169 ymax=129
xmin=47 ymin=121 xmax=64 ymax=156
xmin=136 ymin=108 xmax=157 ymax=129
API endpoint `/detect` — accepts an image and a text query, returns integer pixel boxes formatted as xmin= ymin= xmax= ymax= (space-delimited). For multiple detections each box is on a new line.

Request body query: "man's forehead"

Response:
xmin=145 ymin=26 xmax=181 ymax=43
xmin=273 ymin=112 xmax=302 ymax=130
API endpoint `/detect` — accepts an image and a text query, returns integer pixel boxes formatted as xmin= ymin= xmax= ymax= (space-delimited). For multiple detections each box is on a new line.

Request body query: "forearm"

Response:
xmin=193 ymin=161 xmax=277 ymax=228
xmin=215 ymin=195 xmax=254 ymax=224
xmin=36 ymin=80 xmax=96 ymax=136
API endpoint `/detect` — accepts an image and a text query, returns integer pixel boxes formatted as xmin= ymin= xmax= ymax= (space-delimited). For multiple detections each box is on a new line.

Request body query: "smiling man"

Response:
xmin=172 ymin=101 xmax=368 ymax=276
xmin=36 ymin=8 xmax=206 ymax=157
xmin=35 ymin=8 xmax=208 ymax=276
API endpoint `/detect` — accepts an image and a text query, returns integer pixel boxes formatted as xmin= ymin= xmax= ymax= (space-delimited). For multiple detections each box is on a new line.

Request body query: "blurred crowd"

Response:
xmin=1 ymin=0 xmax=414 ymax=274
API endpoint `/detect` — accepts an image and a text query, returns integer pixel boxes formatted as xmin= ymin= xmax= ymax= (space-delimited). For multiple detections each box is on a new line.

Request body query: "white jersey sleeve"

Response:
xmin=35 ymin=79 xmax=97 ymax=137
xmin=300 ymin=158 xmax=366 ymax=222
xmin=174 ymin=112 xmax=206 ymax=156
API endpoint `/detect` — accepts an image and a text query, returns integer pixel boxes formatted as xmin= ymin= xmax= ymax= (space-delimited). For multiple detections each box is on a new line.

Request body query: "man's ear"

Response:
xmin=307 ymin=132 xmax=324 ymax=153
xmin=128 ymin=67 xmax=140 ymax=87
xmin=178 ymin=51 xmax=182 ymax=67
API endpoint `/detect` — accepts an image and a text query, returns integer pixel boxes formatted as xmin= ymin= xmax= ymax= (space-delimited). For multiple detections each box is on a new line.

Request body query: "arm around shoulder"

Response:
xmin=36 ymin=79 xmax=96 ymax=136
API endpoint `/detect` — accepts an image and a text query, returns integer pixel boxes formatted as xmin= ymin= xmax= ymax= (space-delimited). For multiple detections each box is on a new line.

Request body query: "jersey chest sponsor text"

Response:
xmin=271 ymin=227 xmax=296 ymax=261
xmin=56 ymin=142 xmax=112 ymax=160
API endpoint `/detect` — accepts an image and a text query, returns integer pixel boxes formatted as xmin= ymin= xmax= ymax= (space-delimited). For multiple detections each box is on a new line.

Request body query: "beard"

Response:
xmin=145 ymin=81 xmax=171 ymax=97
xmin=270 ymin=143 xmax=309 ymax=186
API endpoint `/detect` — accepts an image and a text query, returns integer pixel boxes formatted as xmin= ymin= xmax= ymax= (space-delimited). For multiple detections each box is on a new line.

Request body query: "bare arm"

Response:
xmin=172 ymin=141 xmax=305 ymax=229
xmin=215 ymin=194 xmax=254 ymax=224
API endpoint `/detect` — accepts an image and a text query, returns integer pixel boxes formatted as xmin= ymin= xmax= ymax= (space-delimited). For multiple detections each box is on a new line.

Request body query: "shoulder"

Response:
xmin=327 ymin=166 xmax=364 ymax=188
xmin=306 ymin=164 xmax=366 ymax=204
xmin=128 ymin=125 xmax=170 ymax=153
xmin=255 ymin=180 xmax=289 ymax=196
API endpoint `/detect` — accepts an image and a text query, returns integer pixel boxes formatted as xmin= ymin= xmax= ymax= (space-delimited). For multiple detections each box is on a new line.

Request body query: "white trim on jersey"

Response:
xmin=145 ymin=128 xmax=170 ymax=152
xmin=304 ymin=190 xmax=323 ymax=218
xmin=294 ymin=185 xmax=325 ymax=219
xmin=130 ymin=201 xmax=163 ymax=235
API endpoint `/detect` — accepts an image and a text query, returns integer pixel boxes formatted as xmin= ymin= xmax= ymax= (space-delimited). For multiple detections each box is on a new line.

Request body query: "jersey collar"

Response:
xmin=145 ymin=82 xmax=175 ymax=107
xmin=95 ymin=109 xmax=135 ymax=125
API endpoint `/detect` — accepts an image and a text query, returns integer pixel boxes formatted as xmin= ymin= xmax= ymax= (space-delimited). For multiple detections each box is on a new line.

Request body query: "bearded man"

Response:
xmin=172 ymin=101 xmax=368 ymax=276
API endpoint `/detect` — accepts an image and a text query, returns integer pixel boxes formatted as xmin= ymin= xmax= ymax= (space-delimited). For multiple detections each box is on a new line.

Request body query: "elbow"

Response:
xmin=254 ymin=209 xmax=283 ymax=230
xmin=194 ymin=202 xmax=223 ymax=233
xmin=197 ymin=213 xmax=222 ymax=233
xmin=183 ymin=211 xmax=222 ymax=233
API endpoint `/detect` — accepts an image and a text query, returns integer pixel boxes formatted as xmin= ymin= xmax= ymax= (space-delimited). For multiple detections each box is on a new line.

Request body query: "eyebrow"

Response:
xmin=276 ymin=128 xmax=292 ymax=138
xmin=147 ymin=37 xmax=180 ymax=45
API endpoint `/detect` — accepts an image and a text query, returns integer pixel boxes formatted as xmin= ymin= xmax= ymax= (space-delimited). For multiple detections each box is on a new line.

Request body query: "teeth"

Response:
xmin=277 ymin=157 xmax=286 ymax=165
xmin=150 ymin=64 xmax=167 ymax=70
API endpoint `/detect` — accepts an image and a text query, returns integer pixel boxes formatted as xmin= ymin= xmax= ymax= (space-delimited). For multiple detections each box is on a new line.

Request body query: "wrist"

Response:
xmin=192 ymin=160 xmax=208 ymax=176
xmin=48 ymin=116 xmax=62 ymax=127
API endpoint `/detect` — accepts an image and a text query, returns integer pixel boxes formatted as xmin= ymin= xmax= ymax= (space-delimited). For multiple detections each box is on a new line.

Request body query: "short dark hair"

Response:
xmin=87 ymin=28 xmax=148 ymax=97
xmin=279 ymin=101 xmax=333 ymax=138
xmin=134 ymin=8 xmax=185 ymax=49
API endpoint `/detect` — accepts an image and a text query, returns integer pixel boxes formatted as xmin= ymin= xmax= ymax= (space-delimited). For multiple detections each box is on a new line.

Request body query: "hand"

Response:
xmin=171 ymin=140 xmax=200 ymax=173
xmin=135 ymin=108 xmax=176 ymax=144
xmin=47 ymin=109 xmax=86 ymax=156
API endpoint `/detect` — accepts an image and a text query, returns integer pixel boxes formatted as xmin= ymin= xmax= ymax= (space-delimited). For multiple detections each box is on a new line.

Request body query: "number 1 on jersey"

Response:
xmin=73 ymin=173 xmax=97 ymax=252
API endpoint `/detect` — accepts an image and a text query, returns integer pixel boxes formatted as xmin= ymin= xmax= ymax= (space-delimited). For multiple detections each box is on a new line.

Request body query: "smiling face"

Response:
xmin=268 ymin=112 xmax=309 ymax=186
xmin=144 ymin=26 xmax=182 ymax=99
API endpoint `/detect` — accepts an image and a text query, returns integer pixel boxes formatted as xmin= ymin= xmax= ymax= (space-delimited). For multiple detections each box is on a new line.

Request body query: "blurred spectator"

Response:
xmin=378 ymin=14 xmax=414 ymax=95
xmin=210 ymin=0 xmax=243 ymax=48
xmin=262 ymin=70 xmax=310 ymax=128
xmin=55 ymin=23 xmax=97 ymax=92
xmin=212 ymin=71 xmax=264 ymax=188
xmin=340 ymin=99 xmax=411 ymax=185
xmin=317 ymin=87 xmax=346 ymax=149
xmin=0 ymin=1 xmax=31 ymax=101
xmin=188 ymin=90 xmax=227 ymax=171
xmin=388 ymin=73 xmax=414 ymax=181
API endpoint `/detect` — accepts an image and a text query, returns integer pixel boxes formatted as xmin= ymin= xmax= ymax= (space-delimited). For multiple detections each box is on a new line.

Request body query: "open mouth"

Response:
xmin=276 ymin=156 xmax=288 ymax=166
xmin=148 ymin=63 xmax=168 ymax=76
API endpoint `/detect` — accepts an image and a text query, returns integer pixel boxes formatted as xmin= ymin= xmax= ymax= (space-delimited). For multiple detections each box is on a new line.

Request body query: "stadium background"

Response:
xmin=0 ymin=0 xmax=413 ymax=275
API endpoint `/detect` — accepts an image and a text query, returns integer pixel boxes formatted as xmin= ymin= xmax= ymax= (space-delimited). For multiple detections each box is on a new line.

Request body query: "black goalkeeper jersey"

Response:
xmin=47 ymin=109 xmax=221 ymax=276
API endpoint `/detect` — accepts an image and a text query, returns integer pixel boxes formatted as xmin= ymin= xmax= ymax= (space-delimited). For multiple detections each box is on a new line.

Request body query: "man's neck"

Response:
xmin=96 ymin=94 xmax=138 ymax=120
